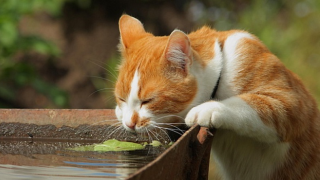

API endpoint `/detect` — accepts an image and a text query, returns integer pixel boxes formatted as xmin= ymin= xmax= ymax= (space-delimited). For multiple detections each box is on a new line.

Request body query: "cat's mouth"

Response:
xmin=116 ymin=106 xmax=185 ymax=134
xmin=122 ymin=115 xmax=185 ymax=136
xmin=122 ymin=118 xmax=151 ymax=133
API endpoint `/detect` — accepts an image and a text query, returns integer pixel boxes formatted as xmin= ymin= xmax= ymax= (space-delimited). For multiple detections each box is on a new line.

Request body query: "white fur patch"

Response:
xmin=217 ymin=32 xmax=253 ymax=99
xmin=120 ymin=70 xmax=141 ymax=131
xmin=128 ymin=70 xmax=140 ymax=108
xmin=186 ymin=96 xmax=278 ymax=143
xmin=186 ymin=40 xmax=223 ymax=109
xmin=116 ymin=70 xmax=155 ymax=132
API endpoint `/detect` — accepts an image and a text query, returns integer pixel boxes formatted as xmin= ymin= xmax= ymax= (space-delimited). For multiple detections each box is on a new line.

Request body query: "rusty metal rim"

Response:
xmin=126 ymin=125 xmax=199 ymax=179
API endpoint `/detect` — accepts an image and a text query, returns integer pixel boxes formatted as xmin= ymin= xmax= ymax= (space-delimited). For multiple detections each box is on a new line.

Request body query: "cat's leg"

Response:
xmin=185 ymin=95 xmax=280 ymax=143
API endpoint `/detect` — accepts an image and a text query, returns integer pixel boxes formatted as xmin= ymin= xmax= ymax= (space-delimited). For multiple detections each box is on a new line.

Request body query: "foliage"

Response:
xmin=0 ymin=0 xmax=67 ymax=108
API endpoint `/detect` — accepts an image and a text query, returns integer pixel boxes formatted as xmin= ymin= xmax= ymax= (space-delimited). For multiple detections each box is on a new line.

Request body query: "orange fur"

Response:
xmin=114 ymin=15 xmax=320 ymax=179
xmin=115 ymin=17 xmax=197 ymax=116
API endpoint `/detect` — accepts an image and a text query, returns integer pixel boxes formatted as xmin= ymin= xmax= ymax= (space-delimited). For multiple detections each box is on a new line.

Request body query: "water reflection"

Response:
xmin=0 ymin=140 xmax=166 ymax=179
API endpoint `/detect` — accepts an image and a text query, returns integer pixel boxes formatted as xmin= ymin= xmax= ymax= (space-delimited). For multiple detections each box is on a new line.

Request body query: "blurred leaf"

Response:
xmin=18 ymin=36 xmax=61 ymax=56
xmin=0 ymin=63 xmax=36 ymax=85
xmin=0 ymin=21 xmax=18 ymax=47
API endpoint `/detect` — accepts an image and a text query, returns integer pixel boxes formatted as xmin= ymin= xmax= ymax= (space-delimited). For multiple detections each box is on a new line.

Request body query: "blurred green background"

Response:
xmin=0 ymin=0 xmax=319 ymax=109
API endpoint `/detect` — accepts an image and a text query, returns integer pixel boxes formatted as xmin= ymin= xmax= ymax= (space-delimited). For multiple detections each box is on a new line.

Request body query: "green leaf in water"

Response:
xmin=68 ymin=139 xmax=174 ymax=152
xmin=94 ymin=139 xmax=145 ymax=152
xmin=149 ymin=140 xmax=162 ymax=147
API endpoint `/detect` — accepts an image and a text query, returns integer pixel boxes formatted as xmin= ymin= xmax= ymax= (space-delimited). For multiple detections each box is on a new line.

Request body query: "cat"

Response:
xmin=114 ymin=14 xmax=320 ymax=179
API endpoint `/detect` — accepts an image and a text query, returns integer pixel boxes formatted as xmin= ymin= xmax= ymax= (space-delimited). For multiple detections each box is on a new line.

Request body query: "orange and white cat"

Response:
xmin=114 ymin=15 xmax=320 ymax=179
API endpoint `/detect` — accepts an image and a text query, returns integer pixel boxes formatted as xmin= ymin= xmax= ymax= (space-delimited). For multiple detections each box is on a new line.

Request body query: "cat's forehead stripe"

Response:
xmin=128 ymin=69 xmax=140 ymax=106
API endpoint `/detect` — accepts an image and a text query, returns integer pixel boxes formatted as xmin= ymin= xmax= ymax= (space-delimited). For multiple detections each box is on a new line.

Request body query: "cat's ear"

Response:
xmin=119 ymin=15 xmax=146 ymax=49
xmin=164 ymin=30 xmax=192 ymax=75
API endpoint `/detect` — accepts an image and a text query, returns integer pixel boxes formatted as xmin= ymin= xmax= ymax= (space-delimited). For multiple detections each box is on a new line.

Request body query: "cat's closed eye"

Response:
xmin=141 ymin=98 xmax=153 ymax=106
xmin=118 ymin=97 xmax=126 ymax=103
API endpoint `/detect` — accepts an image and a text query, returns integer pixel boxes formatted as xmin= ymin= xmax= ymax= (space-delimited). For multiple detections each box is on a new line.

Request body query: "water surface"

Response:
xmin=0 ymin=139 xmax=166 ymax=179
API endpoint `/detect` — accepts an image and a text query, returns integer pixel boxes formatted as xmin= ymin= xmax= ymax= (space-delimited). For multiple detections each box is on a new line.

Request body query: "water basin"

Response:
xmin=0 ymin=109 xmax=214 ymax=180
xmin=0 ymin=139 xmax=167 ymax=179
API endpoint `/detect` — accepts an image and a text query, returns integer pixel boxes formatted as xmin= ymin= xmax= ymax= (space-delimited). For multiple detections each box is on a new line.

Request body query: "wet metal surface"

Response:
xmin=0 ymin=109 xmax=215 ymax=180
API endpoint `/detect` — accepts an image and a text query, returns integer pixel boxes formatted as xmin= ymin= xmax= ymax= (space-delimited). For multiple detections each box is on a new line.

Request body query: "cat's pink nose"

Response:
xmin=126 ymin=122 xmax=136 ymax=130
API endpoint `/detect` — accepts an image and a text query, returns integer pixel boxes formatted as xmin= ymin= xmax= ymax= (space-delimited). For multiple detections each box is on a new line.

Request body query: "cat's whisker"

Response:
xmin=148 ymin=129 xmax=160 ymax=142
xmin=101 ymin=122 xmax=122 ymax=137
xmin=155 ymin=122 xmax=186 ymax=125
xmin=99 ymin=121 xmax=122 ymax=142
xmin=103 ymin=95 xmax=116 ymax=104
xmin=148 ymin=127 xmax=166 ymax=143
xmin=106 ymin=126 xmax=123 ymax=140
xmin=117 ymin=126 xmax=127 ymax=140
xmin=153 ymin=119 xmax=186 ymax=131
xmin=154 ymin=123 xmax=186 ymax=134
xmin=163 ymin=128 xmax=184 ymax=136
xmin=122 ymin=128 xmax=129 ymax=141
xmin=105 ymin=63 xmax=119 ymax=79
xmin=90 ymin=61 xmax=118 ymax=79
xmin=143 ymin=127 xmax=152 ymax=155
xmin=89 ymin=75 xmax=116 ymax=84
xmin=139 ymin=128 xmax=144 ymax=142
xmin=105 ymin=125 xmax=123 ymax=140
xmin=154 ymin=114 xmax=185 ymax=122
xmin=75 ymin=119 xmax=120 ymax=135
xmin=151 ymin=124 xmax=183 ymax=136
xmin=150 ymin=124 xmax=172 ymax=142
xmin=146 ymin=127 xmax=154 ymax=143
xmin=89 ymin=88 xmax=115 ymax=97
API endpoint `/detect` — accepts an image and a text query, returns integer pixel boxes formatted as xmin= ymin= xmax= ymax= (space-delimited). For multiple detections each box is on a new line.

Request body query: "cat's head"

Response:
xmin=114 ymin=15 xmax=197 ymax=133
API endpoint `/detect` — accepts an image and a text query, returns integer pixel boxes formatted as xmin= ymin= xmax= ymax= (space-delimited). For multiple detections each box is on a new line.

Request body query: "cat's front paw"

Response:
xmin=185 ymin=101 xmax=224 ymax=128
